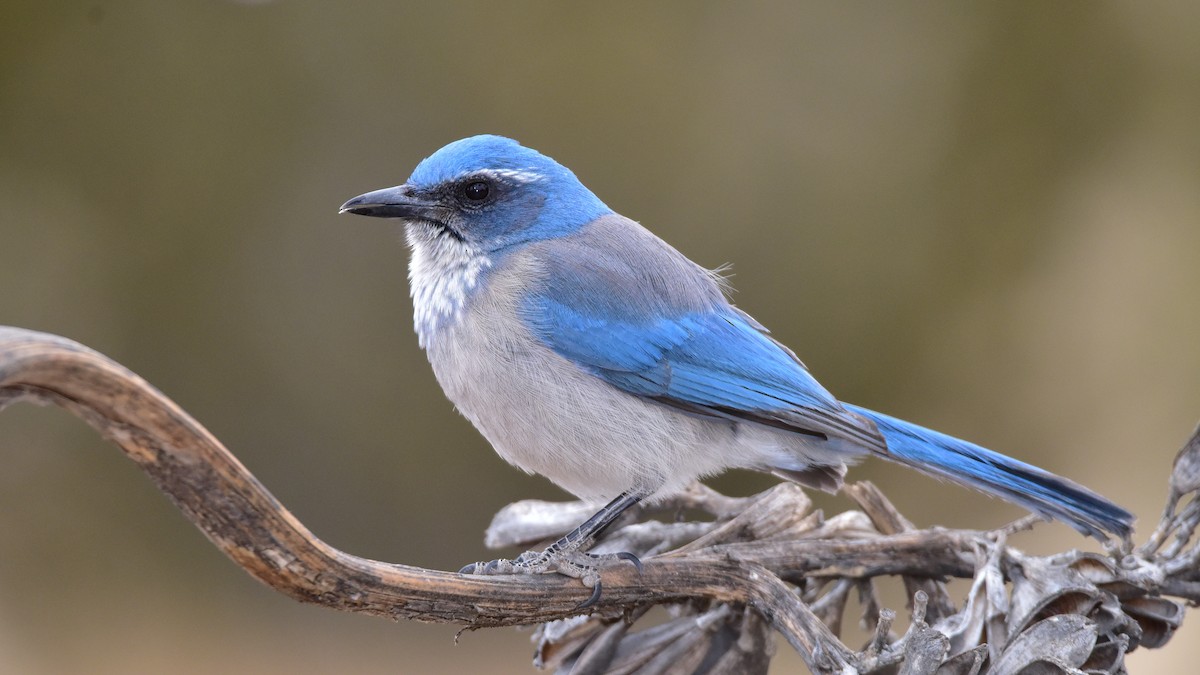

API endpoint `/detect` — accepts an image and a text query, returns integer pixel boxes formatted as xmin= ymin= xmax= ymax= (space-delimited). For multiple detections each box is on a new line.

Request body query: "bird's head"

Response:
xmin=340 ymin=135 xmax=611 ymax=251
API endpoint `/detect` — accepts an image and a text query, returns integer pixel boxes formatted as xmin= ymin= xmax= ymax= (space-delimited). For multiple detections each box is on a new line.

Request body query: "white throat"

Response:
xmin=405 ymin=223 xmax=492 ymax=347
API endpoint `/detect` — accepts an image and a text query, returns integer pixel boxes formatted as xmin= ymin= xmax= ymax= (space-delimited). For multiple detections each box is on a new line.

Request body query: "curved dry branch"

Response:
xmin=0 ymin=330 xmax=734 ymax=622
xmin=1 ymin=325 xmax=1196 ymax=674
xmin=0 ymin=327 xmax=842 ymax=670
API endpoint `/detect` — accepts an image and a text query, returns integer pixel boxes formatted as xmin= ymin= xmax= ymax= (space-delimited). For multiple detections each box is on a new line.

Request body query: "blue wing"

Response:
xmin=521 ymin=219 xmax=882 ymax=448
xmin=530 ymin=298 xmax=879 ymax=446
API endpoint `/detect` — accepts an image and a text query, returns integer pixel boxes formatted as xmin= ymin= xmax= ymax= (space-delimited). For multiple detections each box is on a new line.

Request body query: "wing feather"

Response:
xmin=522 ymin=216 xmax=883 ymax=450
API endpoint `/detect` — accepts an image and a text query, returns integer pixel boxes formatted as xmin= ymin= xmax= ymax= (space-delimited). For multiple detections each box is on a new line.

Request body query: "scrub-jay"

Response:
xmin=340 ymin=135 xmax=1133 ymax=599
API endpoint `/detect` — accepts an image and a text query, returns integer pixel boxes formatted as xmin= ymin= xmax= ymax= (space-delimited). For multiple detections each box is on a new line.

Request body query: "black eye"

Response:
xmin=464 ymin=180 xmax=490 ymax=201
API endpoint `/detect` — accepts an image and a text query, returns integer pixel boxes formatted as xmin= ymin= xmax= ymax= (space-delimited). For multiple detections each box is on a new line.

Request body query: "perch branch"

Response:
xmin=2 ymin=326 xmax=1197 ymax=674
xmin=0 ymin=327 xmax=789 ymax=624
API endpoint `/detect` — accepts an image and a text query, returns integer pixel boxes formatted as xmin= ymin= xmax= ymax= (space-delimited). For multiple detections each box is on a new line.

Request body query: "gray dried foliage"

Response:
xmin=487 ymin=426 xmax=1200 ymax=674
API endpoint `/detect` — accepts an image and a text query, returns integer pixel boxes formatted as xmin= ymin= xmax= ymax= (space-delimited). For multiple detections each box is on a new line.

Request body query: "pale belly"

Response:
xmin=424 ymin=308 xmax=732 ymax=500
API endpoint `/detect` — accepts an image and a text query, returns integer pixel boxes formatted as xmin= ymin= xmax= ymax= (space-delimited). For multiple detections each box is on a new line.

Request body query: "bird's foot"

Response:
xmin=459 ymin=547 xmax=643 ymax=610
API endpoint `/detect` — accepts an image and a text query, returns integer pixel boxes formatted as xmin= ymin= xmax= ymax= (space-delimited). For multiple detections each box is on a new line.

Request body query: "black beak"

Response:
xmin=339 ymin=185 xmax=449 ymax=222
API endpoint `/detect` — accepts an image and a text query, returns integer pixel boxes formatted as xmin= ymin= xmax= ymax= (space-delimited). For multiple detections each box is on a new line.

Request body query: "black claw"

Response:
xmin=484 ymin=559 xmax=501 ymax=574
xmin=573 ymin=580 xmax=604 ymax=611
xmin=458 ymin=562 xmax=479 ymax=575
xmin=616 ymin=551 xmax=644 ymax=575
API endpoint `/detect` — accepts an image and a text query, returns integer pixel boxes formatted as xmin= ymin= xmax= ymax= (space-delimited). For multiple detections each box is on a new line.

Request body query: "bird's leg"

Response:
xmin=459 ymin=490 xmax=646 ymax=607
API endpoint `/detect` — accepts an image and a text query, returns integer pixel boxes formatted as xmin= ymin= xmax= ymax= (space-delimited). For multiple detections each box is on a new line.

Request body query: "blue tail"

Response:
xmin=845 ymin=404 xmax=1135 ymax=540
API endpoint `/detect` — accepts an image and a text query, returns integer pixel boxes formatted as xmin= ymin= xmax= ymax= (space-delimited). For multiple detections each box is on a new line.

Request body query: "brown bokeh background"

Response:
xmin=3 ymin=2 xmax=1199 ymax=673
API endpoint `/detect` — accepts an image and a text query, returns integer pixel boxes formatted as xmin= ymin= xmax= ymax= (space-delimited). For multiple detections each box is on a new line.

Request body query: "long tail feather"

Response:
xmin=845 ymin=404 xmax=1135 ymax=540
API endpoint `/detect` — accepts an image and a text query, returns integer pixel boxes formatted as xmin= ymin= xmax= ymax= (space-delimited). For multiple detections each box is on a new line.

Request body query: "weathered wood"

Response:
xmin=2 ymin=325 xmax=1197 ymax=674
xmin=0 ymin=327 xmax=745 ymax=622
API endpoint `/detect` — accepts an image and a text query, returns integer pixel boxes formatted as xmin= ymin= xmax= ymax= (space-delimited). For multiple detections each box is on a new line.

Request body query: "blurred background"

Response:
xmin=2 ymin=2 xmax=1199 ymax=673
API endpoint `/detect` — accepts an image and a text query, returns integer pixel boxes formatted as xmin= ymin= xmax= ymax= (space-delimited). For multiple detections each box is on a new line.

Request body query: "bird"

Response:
xmin=340 ymin=134 xmax=1134 ymax=599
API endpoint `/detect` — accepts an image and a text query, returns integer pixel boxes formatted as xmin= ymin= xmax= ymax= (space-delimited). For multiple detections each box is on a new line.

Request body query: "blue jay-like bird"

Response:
xmin=341 ymin=135 xmax=1133 ymax=596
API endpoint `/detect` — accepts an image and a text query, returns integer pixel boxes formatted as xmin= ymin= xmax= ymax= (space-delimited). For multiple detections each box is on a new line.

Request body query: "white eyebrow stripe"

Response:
xmin=455 ymin=168 xmax=545 ymax=185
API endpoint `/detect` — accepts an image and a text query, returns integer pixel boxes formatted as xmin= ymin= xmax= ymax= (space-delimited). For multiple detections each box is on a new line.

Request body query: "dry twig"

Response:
xmin=1 ymin=326 xmax=1196 ymax=674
